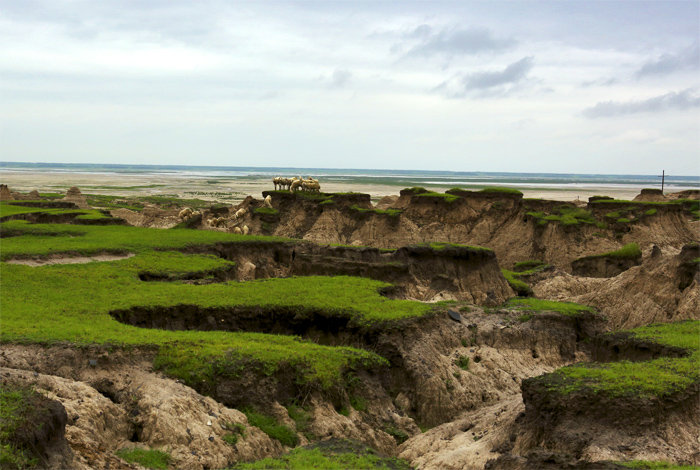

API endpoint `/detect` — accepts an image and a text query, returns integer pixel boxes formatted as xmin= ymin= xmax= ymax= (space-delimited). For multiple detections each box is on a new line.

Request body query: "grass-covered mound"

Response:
xmin=506 ymin=298 xmax=595 ymax=317
xmin=532 ymin=321 xmax=699 ymax=398
xmin=232 ymin=439 xmax=412 ymax=469
xmin=526 ymin=206 xmax=598 ymax=226
xmin=0 ymin=221 xmax=433 ymax=391
xmin=501 ymin=269 xmax=533 ymax=296
xmin=579 ymin=243 xmax=642 ymax=260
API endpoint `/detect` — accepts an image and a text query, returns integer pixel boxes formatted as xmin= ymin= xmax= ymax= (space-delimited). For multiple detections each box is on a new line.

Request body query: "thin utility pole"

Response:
xmin=658 ymin=170 xmax=665 ymax=194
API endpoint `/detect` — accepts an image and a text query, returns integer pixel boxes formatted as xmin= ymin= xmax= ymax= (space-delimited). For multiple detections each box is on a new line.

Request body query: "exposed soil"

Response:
xmin=503 ymin=330 xmax=700 ymax=467
xmin=183 ymin=240 xmax=513 ymax=303
xmin=208 ymin=190 xmax=699 ymax=272
xmin=571 ymin=254 xmax=641 ymax=278
xmin=534 ymin=245 xmax=699 ymax=329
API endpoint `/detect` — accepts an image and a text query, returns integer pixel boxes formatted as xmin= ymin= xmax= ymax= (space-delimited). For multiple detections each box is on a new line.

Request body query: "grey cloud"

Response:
xmin=434 ymin=57 xmax=535 ymax=98
xmin=636 ymin=43 xmax=699 ymax=77
xmin=582 ymin=89 xmax=700 ymax=118
xmin=462 ymin=57 xmax=534 ymax=90
xmin=405 ymin=25 xmax=515 ymax=57
xmin=330 ymin=69 xmax=352 ymax=88
xmin=581 ymin=77 xmax=618 ymax=87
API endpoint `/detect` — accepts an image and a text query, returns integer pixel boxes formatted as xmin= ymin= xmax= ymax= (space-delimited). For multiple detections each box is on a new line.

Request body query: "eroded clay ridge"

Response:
xmin=228 ymin=188 xmax=698 ymax=269
xmin=183 ymin=240 xmax=513 ymax=303
xmin=490 ymin=322 xmax=700 ymax=468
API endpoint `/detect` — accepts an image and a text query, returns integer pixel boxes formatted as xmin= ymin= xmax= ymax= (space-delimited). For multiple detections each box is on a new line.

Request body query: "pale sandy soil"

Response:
xmin=1 ymin=170 xmax=650 ymax=203
xmin=6 ymin=253 xmax=135 ymax=266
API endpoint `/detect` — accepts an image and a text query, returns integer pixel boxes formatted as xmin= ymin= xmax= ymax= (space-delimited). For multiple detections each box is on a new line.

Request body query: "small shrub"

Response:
xmin=518 ymin=314 xmax=533 ymax=322
xmin=222 ymin=421 xmax=246 ymax=446
xmin=461 ymin=338 xmax=468 ymax=347
xmin=456 ymin=355 xmax=470 ymax=370
xmin=222 ymin=433 xmax=239 ymax=446
xmin=385 ymin=425 xmax=409 ymax=444
xmin=349 ymin=396 xmax=367 ymax=412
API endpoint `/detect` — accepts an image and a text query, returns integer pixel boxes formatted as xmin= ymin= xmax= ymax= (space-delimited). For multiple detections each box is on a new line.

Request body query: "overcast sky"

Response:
xmin=1 ymin=0 xmax=699 ymax=175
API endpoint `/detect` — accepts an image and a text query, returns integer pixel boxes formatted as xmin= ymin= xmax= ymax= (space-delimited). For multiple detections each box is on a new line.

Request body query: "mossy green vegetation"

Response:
xmin=506 ymin=298 xmax=595 ymax=317
xmin=350 ymin=205 xmax=403 ymax=217
xmin=478 ymin=187 xmax=523 ymax=195
xmin=222 ymin=421 xmax=245 ymax=446
xmin=616 ymin=460 xmax=698 ymax=469
xmin=243 ymin=409 xmax=298 ymax=447
xmin=416 ymin=242 xmax=492 ymax=252
xmin=414 ymin=191 xmax=459 ymax=203
xmin=253 ymin=207 xmax=279 ymax=215
xmin=115 ymin=448 xmax=171 ymax=469
xmin=1 ymin=221 xmax=434 ymax=390
xmin=232 ymin=443 xmax=413 ymax=469
xmin=586 ymin=243 xmax=642 ymax=260
xmin=0 ymin=220 xmax=293 ymax=259
xmin=0 ymin=386 xmax=39 ymax=469
xmin=501 ymin=269 xmax=533 ymax=296
xmin=526 ymin=206 xmax=596 ymax=226
xmin=542 ymin=321 xmax=699 ymax=398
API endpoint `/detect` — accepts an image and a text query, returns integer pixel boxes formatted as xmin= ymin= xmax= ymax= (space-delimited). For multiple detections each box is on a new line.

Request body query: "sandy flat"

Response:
xmin=0 ymin=169 xmax=662 ymax=203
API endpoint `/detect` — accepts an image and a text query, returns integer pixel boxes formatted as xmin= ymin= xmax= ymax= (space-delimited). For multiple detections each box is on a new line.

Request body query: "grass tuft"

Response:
xmin=115 ymin=448 xmax=171 ymax=469
xmin=243 ymin=409 xmax=298 ymax=447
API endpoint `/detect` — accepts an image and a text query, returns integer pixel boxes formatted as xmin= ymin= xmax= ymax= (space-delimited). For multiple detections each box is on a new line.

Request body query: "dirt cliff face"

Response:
xmin=181 ymin=240 xmax=513 ymax=304
xmin=228 ymin=190 xmax=697 ymax=272
xmin=534 ymin=245 xmax=699 ymax=330
xmin=508 ymin=333 xmax=700 ymax=468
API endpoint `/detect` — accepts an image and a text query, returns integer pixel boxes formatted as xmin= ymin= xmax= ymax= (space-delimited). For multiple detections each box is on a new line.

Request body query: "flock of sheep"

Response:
xmin=273 ymin=176 xmax=321 ymax=192
xmin=177 ymin=194 xmax=275 ymax=235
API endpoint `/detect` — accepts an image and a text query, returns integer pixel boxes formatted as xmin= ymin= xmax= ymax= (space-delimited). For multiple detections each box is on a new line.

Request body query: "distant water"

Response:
xmin=1 ymin=162 xmax=698 ymax=192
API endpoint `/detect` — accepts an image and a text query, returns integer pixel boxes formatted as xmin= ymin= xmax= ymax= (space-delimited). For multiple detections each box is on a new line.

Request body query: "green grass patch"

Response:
xmin=506 ymin=298 xmax=595 ymax=317
xmin=478 ymin=187 xmax=523 ymax=195
xmin=350 ymin=205 xmax=403 ymax=217
xmin=115 ymin=448 xmax=171 ymax=469
xmin=501 ymin=269 xmax=533 ymax=296
xmin=253 ymin=207 xmax=279 ymax=215
xmin=543 ymin=321 xmax=699 ymax=398
xmin=644 ymin=208 xmax=657 ymax=216
xmin=617 ymin=218 xmax=631 ymax=223
xmin=584 ymin=243 xmax=642 ymax=260
xmin=232 ymin=444 xmax=412 ymax=469
xmin=417 ymin=242 xmax=492 ymax=253
xmin=414 ymin=191 xmax=459 ymax=203
xmin=456 ymin=355 xmax=470 ymax=370
xmin=222 ymin=421 xmax=246 ymax=446
xmin=243 ymin=408 xmax=298 ymax=447
xmin=0 ymin=386 xmax=39 ymax=469
xmin=526 ymin=206 xmax=596 ymax=226
xmin=1 ymin=221 xmax=435 ymax=389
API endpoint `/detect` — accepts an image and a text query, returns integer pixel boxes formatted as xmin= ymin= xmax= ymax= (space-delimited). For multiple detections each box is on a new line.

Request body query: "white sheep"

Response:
xmin=263 ymin=195 xmax=273 ymax=208
xmin=178 ymin=207 xmax=193 ymax=219
xmin=290 ymin=178 xmax=302 ymax=192
xmin=242 ymin=225 xmax=249 ymax=235
xmin=233 ymin=226 xmax=242 ymax=234
xmin=234 ymin=208 xmax=247 ymax=219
